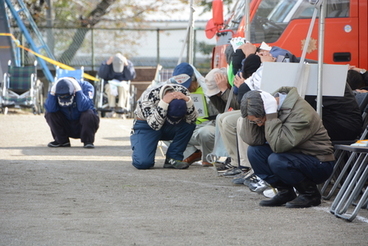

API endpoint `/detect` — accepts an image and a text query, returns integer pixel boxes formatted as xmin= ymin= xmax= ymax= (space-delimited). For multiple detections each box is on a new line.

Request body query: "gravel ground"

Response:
xmin=0 ymin=111 xmax=367 ymax=246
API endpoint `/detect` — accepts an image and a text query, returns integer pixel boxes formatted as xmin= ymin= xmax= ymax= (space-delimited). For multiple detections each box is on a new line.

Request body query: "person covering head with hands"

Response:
xmin=130 ymin=82 xmax=198 ymax=170
xmin=239 ymin=88 xmax=335 ymax=208
xmin=178 ymin=68 xmax=231 ymax=168
xmin=44 ymin=77 xmax=100 ymax=148
xmin=97 ymin=52 xmax=136 ymax=114
xmin=205 ymin=67 xmax=238 ymax=112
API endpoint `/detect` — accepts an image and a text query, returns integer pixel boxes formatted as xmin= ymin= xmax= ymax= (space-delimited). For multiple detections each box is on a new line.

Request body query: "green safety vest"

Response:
xmin=190 ymin=87 xmax=209 ymax=124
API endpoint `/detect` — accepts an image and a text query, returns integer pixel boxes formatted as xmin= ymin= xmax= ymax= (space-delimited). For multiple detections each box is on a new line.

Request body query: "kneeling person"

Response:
xmin=130 ymin=84 xmax=198 ymax=169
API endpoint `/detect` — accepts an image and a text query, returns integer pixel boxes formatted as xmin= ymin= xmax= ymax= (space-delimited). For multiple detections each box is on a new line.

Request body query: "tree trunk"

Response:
xmin=59 ymin=28 xmax=89 ymax=65
xmin=59 ymin=0 xmax=116 ymax=64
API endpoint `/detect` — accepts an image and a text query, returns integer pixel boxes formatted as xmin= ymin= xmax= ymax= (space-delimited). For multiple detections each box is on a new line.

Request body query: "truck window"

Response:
xmin=250 ymin=0 xmax=350 ymax=43
xmin=250 ymin=0 xmax=288 ymax=43
xmin=289 ymin=0 xmax=350 ymax=19
xmin=227 ymin=0 xmax=246 ymax=30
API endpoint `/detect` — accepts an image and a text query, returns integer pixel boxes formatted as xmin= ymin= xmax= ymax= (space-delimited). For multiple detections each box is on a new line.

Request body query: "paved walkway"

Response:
xmin=0 ymin=112 xmax=367 ymax=246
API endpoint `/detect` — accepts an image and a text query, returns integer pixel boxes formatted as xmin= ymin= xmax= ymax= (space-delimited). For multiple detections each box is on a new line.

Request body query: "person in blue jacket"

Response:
xmin=97 ymin=52 xmax=136 ymax=113
xmin=44 ymin=77 xmax=100 ymax=148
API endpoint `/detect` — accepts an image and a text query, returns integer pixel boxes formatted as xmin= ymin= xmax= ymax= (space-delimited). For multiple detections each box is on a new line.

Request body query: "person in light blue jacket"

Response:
xmin=44 ymin=77 xmax=100 ymax=148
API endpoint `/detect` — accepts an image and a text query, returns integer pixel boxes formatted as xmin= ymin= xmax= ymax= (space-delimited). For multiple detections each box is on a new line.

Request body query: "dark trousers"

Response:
xmin=247 ymin=144 xmax=335 ymax=185
xmin=45 ymin=110 xmax=100 ymax=144
xmin=130 ymin=119 xmax=196 ymax=169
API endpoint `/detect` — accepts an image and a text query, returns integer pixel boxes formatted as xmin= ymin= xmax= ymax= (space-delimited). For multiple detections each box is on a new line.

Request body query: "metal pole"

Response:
xmin=156 ymin=28 xmax=160 ymax=65
xmin=188 ymin=0 xmax=195 ymax=64
xmin=244 ymin=0 xmax=250 ymax=40
xmin=178 ymin=25 xmax=189 ymax=64
xmin=294 ymin=6 xmax=318 ymax=98
xmin=193 ymin=29 xmax=197 ymax=67
xmin=316 ymin=1 xmax=327 ymax=116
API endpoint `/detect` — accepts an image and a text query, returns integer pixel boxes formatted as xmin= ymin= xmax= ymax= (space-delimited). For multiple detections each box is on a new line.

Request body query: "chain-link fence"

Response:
xmin=10 ymin=25 xmax=214 ymax=79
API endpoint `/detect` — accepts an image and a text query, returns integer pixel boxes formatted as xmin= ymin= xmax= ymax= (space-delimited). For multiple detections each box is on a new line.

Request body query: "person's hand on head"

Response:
xmin=240 ymin=42 xmax=257 ymax=57
xmin=106 ymin=56 xmax=114 ymax=65
xmin=69 ymin=78 xmax=82 ymax=92
xmin=233 ymin=72 xmax=245 ymax=88
xmin=260 ymin=91 xmax=277 ymax=114
xmin=162 ymin=91 xmax=189 ymax=103
xmin=260 ymin=53 xmax=276 ymax=62
xmin=50 ymin=81 xmax=58 ymax=96
xmin=173 ymin=91 xmax=189 ymax=102
xmin=122 ymin=56 xmax=128 ymax=66
xmin=215 ymin=72 xmax=229 ymax=92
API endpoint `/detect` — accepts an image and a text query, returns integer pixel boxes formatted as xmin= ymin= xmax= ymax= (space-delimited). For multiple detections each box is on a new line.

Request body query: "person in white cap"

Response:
xmin=180 ymin=68 xmax=231 ymax=167
xmin=97 ymin=52 xmax=136 ymax=114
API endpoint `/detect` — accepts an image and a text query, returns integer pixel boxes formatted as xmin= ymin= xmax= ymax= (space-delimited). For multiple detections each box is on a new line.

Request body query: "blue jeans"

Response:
xmin=130 ymin=119 xmax=196 ymax=169
xmin=247 ymin=144 xmax=335 ymax=185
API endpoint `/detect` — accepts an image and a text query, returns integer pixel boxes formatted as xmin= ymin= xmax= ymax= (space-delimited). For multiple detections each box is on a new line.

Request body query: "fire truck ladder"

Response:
xmin=4 ymin=0 xmax=54 ymax=83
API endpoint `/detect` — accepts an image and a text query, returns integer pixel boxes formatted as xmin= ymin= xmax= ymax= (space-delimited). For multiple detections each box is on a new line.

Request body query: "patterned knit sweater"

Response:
xmin=134 ymin=83 xmax=198 ymax=130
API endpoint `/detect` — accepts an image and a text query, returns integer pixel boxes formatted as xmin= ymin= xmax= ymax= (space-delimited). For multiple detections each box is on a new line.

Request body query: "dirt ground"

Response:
xmin=1 ymin=110 xmax=368 ymax=246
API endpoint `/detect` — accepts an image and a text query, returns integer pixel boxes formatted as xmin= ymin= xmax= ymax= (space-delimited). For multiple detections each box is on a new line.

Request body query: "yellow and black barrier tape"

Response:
xmin=0 ymin=33 xmax=98 ymax=81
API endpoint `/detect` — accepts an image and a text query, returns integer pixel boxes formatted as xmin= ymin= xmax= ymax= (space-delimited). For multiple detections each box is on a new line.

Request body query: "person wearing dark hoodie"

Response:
xmin=305 ymin=83 xmax=362 ymax=141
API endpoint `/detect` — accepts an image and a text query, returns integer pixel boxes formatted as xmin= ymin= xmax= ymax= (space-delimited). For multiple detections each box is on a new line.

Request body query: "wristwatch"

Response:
xmin=360 ymin=69 xmax=366 ymax=74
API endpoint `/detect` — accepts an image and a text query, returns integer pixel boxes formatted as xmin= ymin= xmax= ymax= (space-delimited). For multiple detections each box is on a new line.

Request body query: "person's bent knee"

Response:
xmin=196 ymin=126 xmax=214 ymax=142
xmin=132 ymin=161 xmax=154 ymax=170
xmin=80 ymin=109 xmax=98 ymax=120
xmin=247 ymin=145 xmax=258 ymax=157
xmin=267 ymin=153 xmax=286 ymax=172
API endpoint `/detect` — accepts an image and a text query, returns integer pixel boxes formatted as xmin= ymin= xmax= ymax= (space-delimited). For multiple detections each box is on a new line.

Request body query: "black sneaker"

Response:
xmin=232 ymin=173 xmax=250 ymax=184
xmin=221 ymin=166 xmax=251 ymax=177
xmin=216 ymin=157 xmax=236 ymax=172
xmin=163 ymin=158 xmax=189 ymax=169
xmin=48 ymin=141 xmax=71 ymax=148
xmin=84 ymin=143 xmax=95 ymax=148
xmin=232 ymin=170 xmax=254 ymax=184
xmin=115 ymin=107 xmax=128 ymax=114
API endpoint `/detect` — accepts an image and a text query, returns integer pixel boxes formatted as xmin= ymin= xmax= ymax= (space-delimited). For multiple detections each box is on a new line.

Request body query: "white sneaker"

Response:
xmin=248 ymin=179 xmax=270 ymax=193
xmin=263 ymin=188 xmax=277 ymax=198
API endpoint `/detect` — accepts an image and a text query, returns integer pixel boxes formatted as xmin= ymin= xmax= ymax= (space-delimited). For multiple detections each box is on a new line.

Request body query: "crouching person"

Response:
xmin=239 ymin=87 xmax=335 ymax=208
xmin=130 ymin=84 xmax=198 ymax=169
xmin=44 ymin=77 xmax=100 ymax=148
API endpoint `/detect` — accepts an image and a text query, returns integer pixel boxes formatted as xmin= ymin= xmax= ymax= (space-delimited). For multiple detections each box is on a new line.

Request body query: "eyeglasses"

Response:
xmin=249 ymin=119 xmax=264 ymax=124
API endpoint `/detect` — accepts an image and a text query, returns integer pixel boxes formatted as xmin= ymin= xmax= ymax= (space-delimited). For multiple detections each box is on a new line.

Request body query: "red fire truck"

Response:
xmin=206 ymin=0 xmax=367 ymax=69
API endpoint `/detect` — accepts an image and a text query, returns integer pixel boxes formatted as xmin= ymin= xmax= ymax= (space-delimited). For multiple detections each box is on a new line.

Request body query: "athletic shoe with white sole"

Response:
xmin=243 ymin=173 xmax=260 ymax=187
xmin=248 ymin=179 xmax=271 ymax=194
xmin=163 ymin=158 xmax=190 ymax=169
xmin=221 ymin=166 xmax=251 ymax=177
xmin=232 ymin=170 xmax=254 ymax=184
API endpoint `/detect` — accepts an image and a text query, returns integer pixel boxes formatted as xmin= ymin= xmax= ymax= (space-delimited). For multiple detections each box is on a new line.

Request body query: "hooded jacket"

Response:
xmin=44 ymin=80 xmax=96 ymax=121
